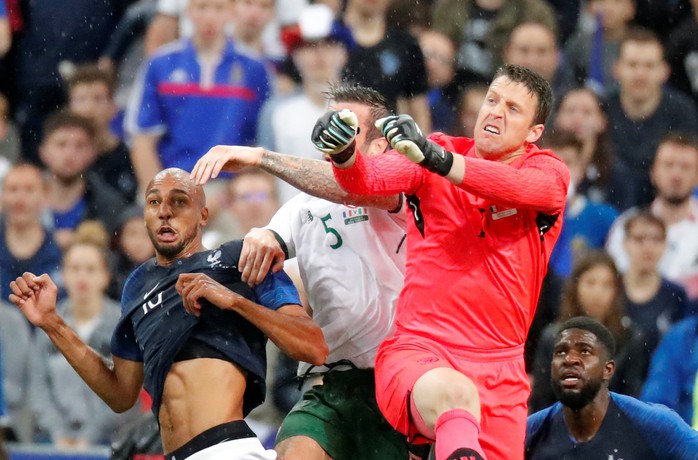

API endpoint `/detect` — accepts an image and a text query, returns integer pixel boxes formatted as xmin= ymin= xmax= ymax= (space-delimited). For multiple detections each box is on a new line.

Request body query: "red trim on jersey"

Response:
xmin=157 ymin=83 xmax=255 ymax=100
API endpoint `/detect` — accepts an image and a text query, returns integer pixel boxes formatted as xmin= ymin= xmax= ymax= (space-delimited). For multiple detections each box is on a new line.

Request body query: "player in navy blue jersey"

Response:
xmin=8 ymin=168 xmax=328 ymax=460
xmin=525 ymin=316 xmax=698 ymax=460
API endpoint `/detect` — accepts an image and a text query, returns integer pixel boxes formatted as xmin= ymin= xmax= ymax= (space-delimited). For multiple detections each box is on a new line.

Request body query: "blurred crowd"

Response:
xmin=1 ymin=0 xmax=698 ymax=453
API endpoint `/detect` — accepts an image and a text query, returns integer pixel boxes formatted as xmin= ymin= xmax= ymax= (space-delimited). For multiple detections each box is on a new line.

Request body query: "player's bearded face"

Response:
xmin=551 ymin=372 xmax=603 ymax=411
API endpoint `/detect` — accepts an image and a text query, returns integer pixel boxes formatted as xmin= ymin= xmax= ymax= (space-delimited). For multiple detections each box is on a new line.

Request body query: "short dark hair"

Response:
xmin=658 ymin=131 xmax=698 ymax=153
xmin=66 ymin=63 xmax=115 ymax=97
xmin=493 ymin=64 xmax=553 ymax=125
xmin=42 ymin=111 xmax=96 ymax=143
xmin=325 ymin=82 xmax=390 ymax=142
xmin=623 ymin=210 xmax=666 ymax=240
xmin=558 ymin=316 xmax=616 ymax=358
xmin=619 ymin=27 xmax=664 ymax=59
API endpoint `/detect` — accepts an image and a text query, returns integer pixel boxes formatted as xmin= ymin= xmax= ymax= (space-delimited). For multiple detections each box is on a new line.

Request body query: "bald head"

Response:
xmin=148 ymin=168 xmax=206 ymax=210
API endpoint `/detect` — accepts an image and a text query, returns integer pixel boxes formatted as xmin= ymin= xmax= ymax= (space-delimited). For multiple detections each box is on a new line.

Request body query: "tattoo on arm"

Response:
xmin=259 ymin=150 xmax=400 ymax=211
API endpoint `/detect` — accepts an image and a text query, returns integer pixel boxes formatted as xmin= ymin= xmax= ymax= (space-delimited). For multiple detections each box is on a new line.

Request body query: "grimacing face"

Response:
xmin=473 ymin=76 xmax=543 ymax=160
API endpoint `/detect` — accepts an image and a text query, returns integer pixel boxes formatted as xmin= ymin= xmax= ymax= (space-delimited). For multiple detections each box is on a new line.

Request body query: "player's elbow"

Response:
xmin=305 ymin=333 xmax=329 ymax=366
xmin=106 ymin=393 xmax=139 ymax=413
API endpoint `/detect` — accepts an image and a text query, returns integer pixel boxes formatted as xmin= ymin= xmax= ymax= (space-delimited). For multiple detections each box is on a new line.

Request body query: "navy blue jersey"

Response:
xmin=526 ymin=392 xmax=698 ymax=460
xmin=110 ymin=240 xmax=300 ymax=418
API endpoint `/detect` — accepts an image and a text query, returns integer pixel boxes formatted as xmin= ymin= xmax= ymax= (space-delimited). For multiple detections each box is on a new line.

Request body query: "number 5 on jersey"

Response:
xmin=320 ymin=213 xmax=343 ymax=250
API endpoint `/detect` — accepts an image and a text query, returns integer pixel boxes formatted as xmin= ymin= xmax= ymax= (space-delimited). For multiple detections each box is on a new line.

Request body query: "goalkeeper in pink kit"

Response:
xmin=311 ymin=65 xmax=570 ymax=460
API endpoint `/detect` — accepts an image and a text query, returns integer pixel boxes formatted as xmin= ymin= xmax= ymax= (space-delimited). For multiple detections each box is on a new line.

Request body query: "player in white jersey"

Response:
xmin=266 ymin=191 xmax=406 ymax=374
xmin=191 ymin=83 xmax=411 ymax=460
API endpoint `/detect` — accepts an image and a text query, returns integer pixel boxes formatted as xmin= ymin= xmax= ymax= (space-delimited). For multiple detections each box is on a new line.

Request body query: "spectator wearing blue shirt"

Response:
xmin=642 ymin=314 xmax=698 ymax=426
xmin=0 ymin=163 xmax=62 ymax=303
xmin=126 ymin=0 xmax=271 ymax=194
xmin=526 ymin=316 xmax=698 ymax=460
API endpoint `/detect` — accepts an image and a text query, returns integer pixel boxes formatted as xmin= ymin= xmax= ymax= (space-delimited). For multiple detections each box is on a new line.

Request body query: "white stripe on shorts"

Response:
xmin=179 ymin=437 xmax=277 ymax=460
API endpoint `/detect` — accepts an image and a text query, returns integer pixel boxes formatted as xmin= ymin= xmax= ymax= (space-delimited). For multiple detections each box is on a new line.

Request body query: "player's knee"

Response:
xmin=413 ymin=369 xmax=481 ymax=424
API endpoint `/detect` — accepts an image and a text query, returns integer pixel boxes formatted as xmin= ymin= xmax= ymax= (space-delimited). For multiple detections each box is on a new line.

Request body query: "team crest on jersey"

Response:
xmin=207 ymin=250 xmax=222 ymax=268
xmin=230 ymin=63 xmax=244 ymax=85
xmin=303 ymin=210 xmax=314 ymax=224
xmin=343 ymin=207 xmax=368 ymax=225
xmin=169 ymin=68 xmax=189 ymax=83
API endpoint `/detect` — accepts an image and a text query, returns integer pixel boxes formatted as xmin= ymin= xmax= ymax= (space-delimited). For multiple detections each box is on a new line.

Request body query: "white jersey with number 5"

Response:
xmin=267 ymin=192 xmax=407 ymax=373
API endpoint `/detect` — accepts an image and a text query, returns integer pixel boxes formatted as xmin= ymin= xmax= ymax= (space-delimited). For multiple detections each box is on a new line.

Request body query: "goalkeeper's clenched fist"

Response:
xmin=311 ymin=109 xmax=359 ymax=164
xmin=375 ymin=114 xmax=454 ymax=177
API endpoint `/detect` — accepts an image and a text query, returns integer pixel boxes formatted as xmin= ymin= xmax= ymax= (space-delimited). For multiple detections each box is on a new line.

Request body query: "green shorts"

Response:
xmin=275 ymin=368 xmax=408 ymax=460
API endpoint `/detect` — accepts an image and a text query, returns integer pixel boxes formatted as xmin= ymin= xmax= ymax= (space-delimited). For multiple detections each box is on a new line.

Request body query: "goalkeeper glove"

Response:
xmin=311 ymin=109 xmax=359 ymax=164
xmin=376 ymin=114 xmax=454 ymax=176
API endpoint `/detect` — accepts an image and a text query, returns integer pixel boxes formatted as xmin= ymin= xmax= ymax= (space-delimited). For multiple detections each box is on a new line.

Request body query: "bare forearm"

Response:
xmin=230 ymin=298 xmax=327 ymax=365
xmin=41 ymin=319 xmax=137 ymax=412
xmin=259 ymin=149 xmax=400 ymax=210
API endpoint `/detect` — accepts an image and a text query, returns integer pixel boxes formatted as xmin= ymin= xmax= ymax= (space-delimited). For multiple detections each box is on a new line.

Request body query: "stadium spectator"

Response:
xmin=606 ymin=132 xmax=698 ymax=300
xmin=0 ymin=301 xmax=31 ymax=442
xmin=526 ymin=316 xmax=698 ymax=459
xmin=341 ymin=0 xmax=431 ymax=132
xmin=0 ymin=92 xmax=19 ymax=180
xmin=126 ymin=0 xmax=271 ymax=194
xmin=203 ymin=168 xmax=281 ymax=248
xmin=8 ymin=0 xmax=129 ymax=163
xmin=642 ymin=312 xmax=698 ymax=427
xmin=432 ymin=0 xmax=557 ymax=80
xmin=0 ymin=163 xmax=61 ymax=303
xmin=530 ymin=251 xmax=646 ymax=413
xmin=666 ymin=0 xmax=698 ymax=109
xmin=502 ymin=20 xmax=574 ymax=99
xmin=621 ymin=211 xmax=692 ymax=364
xmin=419 ymin=30 xmax=460 ymax=133
xmin=564 ymin=0 xmax=635 ymax=97
xmin=67 ymin=64 xmax=137 ymax=204
xmin=29 ymin=222 xmax=140 ymax=448
xmin=258 ymin=3 xmax=352 ymax=202
xmin=108 ymin=206 xmax=154 ymax=301
xmin=38 ymin=112 xmax=127 ymax=250
xmin=553 ymin=87 xmax=614 ymax=202
xmin=606 ymin=28 xmax=698 ymax=210
xmin=540 ymin=129 xmax=618 ymax=279
xmin=454 ymin=83 xmax=489 ymax=138
xmin=0 ymin=0 xmax=9 ymax=59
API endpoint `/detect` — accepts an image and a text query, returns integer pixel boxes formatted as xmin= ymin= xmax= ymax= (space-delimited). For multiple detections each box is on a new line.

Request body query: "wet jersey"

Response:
xmin=110 ymin=240 xmax=300 ymax=418
xmin=267 ymin=193 xmax=407 ymax=373
xmin=332 ymin=133 xmax=570 ymax=350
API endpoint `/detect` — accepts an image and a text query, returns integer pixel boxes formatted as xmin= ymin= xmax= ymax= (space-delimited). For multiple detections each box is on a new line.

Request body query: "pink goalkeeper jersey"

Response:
xmin=333 ymin=133 xmax=570 ymax=351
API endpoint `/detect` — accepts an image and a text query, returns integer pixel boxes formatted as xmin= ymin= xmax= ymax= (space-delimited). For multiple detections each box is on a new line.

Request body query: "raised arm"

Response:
xmin=176 ymin=273 xmax=328 ymax=365
xmin=9 ymin=273 xmax=144 ymax=413
xmin=376 ymin=114 xmax=569 ymax=212
xmin=190 ymin=145 xmax=401 ymax=211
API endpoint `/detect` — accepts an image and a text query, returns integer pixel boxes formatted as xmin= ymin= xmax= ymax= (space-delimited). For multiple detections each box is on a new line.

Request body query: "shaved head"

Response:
xmin=148 ymin=168 xmax=206 ymax=209
xmin=144 ymin=168 xmax=209 ymax=264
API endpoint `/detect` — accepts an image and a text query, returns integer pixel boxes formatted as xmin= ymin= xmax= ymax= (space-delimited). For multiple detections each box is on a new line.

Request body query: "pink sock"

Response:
xmin=434 ymin=409 xmax=486 ymax=460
